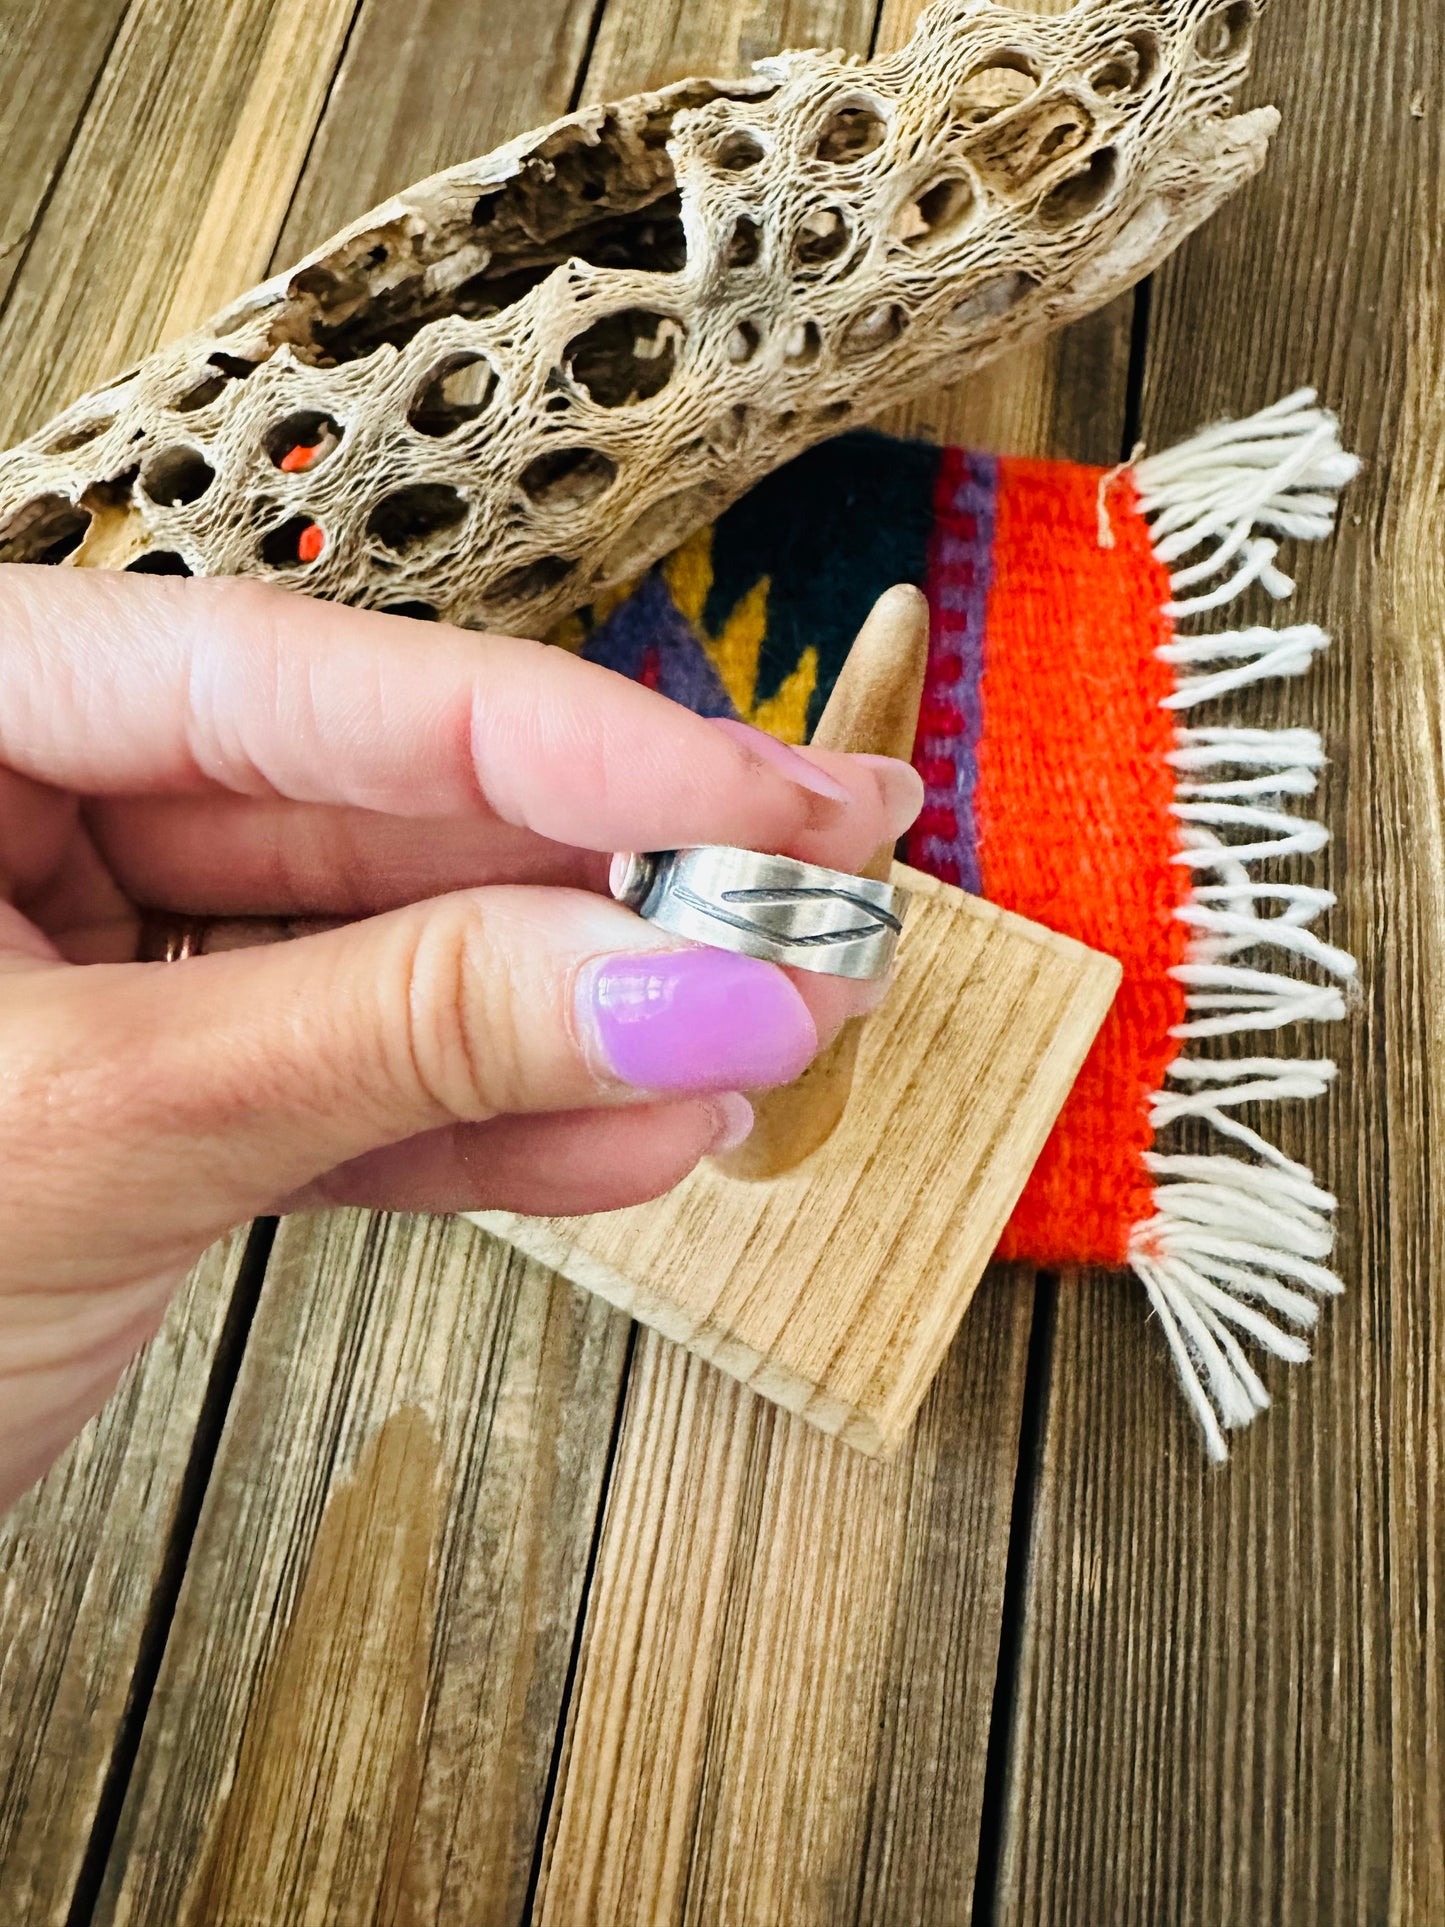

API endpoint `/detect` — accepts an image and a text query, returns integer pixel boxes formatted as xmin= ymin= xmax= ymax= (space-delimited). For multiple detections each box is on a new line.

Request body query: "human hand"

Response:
xmin=0 ymin=568 xmax=921 ymax=1506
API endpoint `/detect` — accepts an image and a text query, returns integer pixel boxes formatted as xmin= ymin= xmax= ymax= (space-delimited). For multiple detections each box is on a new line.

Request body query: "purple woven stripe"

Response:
xmin=908 ymin=449 xmax=998 ymax=895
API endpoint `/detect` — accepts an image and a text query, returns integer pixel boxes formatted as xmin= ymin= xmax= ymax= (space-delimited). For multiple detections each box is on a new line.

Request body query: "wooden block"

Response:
xmin=471 ymin=864 xmax=1121 ymax=1456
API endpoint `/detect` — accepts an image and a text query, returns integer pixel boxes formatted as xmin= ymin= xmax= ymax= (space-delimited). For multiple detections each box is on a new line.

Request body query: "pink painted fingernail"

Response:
xmin=708 ymin=717 xmax=852 ymax=804
xmin=854 ymin=754 xmax=925 ymax=837
xmin=577 ymin=950 xmax=818 ymax=1092
xmin=708 ymin=1092 xmax=756 ymax=1152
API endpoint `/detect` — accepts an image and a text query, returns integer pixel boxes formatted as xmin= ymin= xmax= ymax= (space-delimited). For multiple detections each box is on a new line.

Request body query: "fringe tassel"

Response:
xmin=1127 ymin=391 xmax=1360 ymax=1461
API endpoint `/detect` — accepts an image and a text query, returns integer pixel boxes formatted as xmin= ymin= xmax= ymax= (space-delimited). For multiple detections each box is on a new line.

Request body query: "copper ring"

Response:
xmin=136 ymin=914 xmax=213 ymax=963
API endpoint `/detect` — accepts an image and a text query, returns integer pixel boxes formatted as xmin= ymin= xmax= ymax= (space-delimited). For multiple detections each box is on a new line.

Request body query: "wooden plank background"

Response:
xmin=0 ymin=0 xmax=1439 ymax=1922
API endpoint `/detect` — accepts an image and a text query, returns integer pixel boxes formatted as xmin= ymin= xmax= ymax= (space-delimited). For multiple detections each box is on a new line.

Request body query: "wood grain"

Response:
xmin=477 ymin=868 xmax=1120 ymax=1455
xmin=996 ymin=2 xmax=1445 ymax=1922
xmin=0 ymin=1232 xmax=256 ymax=1926
xmin=0 ymin=0 xmax=359 ymax=443
xmin=516 ymin=3 xmax=1139 ymax=1917
xmin=271 ymin=0 xmax=603 ymax=264
xmin=73 ymin=6 xmax=643 ymax=1920
xmin=0 ymin=0 xmax=132 ymax=309
xmin=715 ymin=584 xmax=931 ymax=1180
xmin=874 ymin=0 xmax=1135 ymax=462
xmin=0 ymin=1 xmax=371 ymax=1911
xmin=13 ymin=0 xmax=1413 ymax=1921
xmin=534 ymin=1273 xmax=1034 ymax=1927
xmin=96 ymin=1213 xmax=632 ymax=1926
xmin=582 ymin=0 xmax=878 ymax=99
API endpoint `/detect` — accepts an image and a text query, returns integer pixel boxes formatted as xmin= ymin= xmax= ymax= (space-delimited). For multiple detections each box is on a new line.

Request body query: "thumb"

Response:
xmin=8 ymin=886 xmax=819 ymax=1280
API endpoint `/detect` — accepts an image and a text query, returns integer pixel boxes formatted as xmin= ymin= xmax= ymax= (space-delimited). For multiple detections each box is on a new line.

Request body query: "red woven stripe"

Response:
xmin=977 ymin=461 xmax=1189 ymax=1266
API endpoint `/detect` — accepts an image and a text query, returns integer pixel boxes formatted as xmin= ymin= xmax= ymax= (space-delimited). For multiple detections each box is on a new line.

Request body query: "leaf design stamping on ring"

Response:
xmin=671 ymin=880 xmax=900 ymax=950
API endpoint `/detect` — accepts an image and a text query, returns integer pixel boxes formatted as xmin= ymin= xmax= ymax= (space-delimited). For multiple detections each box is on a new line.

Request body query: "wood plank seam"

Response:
xmin=57 ymin=1220 xmax=279 ymax=1927
xmin=517 ymin=1319 xmax=640 ymax=1927
xmin=0 ymin=0 xmax=137 ymax=322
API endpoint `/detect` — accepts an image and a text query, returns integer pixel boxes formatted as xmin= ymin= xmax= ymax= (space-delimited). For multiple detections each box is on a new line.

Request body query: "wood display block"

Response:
xmin=469 ymin=865 xmax=1120 ymax=1457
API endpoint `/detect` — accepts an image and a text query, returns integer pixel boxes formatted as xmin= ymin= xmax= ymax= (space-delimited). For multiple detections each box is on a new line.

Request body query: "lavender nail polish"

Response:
xmin=578 ymin=950 xmax=818 ymax=1093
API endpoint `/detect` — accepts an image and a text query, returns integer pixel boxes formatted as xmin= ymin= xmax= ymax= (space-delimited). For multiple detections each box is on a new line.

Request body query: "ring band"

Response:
xmin=137 ymin=914 xmax=212 ymax=963
xmin=610 ymin=846 xmax=908 ymax=980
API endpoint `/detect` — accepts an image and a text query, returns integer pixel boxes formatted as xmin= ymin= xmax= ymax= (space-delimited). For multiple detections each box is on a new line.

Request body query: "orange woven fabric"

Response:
xmin=979 ymin=460 xmax=1188 ymax=1265
xmin=580 ymin=433 xmax=1194 ymax=1268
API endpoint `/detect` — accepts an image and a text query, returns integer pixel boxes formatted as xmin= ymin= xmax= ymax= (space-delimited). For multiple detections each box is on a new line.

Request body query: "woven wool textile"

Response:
xmin=556 ymin=403 xmax=1358 ymax=1456
xmin=567 ymin=431 xmax=1183 ymax=1265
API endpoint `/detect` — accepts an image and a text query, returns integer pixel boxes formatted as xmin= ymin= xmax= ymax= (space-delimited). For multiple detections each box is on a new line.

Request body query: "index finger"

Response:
xmin=0 ymin=570 xmax=920 ymax=867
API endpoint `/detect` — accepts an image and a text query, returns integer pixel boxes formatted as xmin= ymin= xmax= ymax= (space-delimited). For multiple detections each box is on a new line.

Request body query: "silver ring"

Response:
xmin=609 ymin=846 xmax=908 ymax=980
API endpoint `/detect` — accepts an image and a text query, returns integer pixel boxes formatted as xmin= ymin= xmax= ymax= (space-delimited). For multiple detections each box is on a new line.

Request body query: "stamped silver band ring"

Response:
xmin=609 ymin=846 xmax=909 ymax=980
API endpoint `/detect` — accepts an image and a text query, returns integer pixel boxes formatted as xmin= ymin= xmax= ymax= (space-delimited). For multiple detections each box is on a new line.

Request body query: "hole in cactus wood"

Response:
xmin=1039 ymin=116 xmax=1088 ymax=162
xmin=793 ymin=206 xmax=850 ymax=270
xmin=487 ymin=554 xmax=576 ymax=604
xmin=261 ymin=517 xmax=326 ymax=568
xmin=955 ymin=54 xmax=1040 ymax=126
xmin=0 ymin=495 xmax=92 ymax=564
xmin=447 ymin=261 xmax=557 ymax=321
xmin=265 ymin=411 xmax=342 ymax=472
xmin=784 ymin=320 xmax=823 ymax=367
xmin=815 ymin=100 xmax=887 ymax=163
xmin=1038 ymin=146 xmax=1117 ymax=227
xmin=1196 ymin=2 xmax=1256 ymax=60
xmin=44 ymin=415 xmax=116 ymax=454
xmin=727 ymin=320 xmax=763 ymax=364
xmin=969 ymin=96 xmax=1094 ymax=193
xmin=840 ymin=303 xmax=906 ymax=357
xmin=1093 ymin=32 xmax=1158 ymax=95
xmin=284 ymin=114 xmax=697 ymax=363
xmin=367 ymin=484 xmax=469 ymax=554
xmin=568 ymin=198 xmax=687 ymax=274
xmin=946 ymin=270 xmax=1038 ymax=329
xmin=172 ymin=376 xmax=227 ymax=413
xmin=519 ymin=446 xmax=618 ymax=508
xmin=896 ymin=175 xmax=976 ymax=247
xmin=141 ymin=447 xmax=215 ymax=507
xmin=408 ymin=355 xmax=498 ymax=436
xmin=566 ymin=310 xmax=682 ymax=407
xmin=716 ymin=128 xmax=765 ymax=171
xmin=379 ymin=599 xmax=439 ymax=621
xmin=126 ymin=551 xmax=192 ymax=575
xmin=727 ymin=215 xmax=761 ymax=268
xmin=174 ymin=354 xmax=259 ymax=412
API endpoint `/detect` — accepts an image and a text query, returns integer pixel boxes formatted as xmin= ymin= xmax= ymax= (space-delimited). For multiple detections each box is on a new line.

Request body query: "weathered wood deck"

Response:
xmin=0 ymin=0 xmax=1440 ymax=1919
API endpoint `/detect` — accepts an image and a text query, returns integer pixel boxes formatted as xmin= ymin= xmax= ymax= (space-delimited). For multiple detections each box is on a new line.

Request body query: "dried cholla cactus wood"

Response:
xmin=0 ymin=0 xmax=1274 ymax=636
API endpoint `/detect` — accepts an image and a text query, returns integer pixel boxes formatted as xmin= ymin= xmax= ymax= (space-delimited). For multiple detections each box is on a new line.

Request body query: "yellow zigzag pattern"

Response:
xmin=664 ymin=527 xmax=817 ymax=744
xmin=546 ymin=526 xmax=817 ymax=744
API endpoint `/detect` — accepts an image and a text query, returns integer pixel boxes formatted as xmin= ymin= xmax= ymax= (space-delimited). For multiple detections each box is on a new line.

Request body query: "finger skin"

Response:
xmin=0 ymin=884 xmax=829 ymax=1286
xmin=290 ymin=1098 xmax=749 ymax=1216
xmin=0 ymin=570 xmax=926 ymax=1513
xmin=0 ymin=571 xmax=916 ymax=872
xmin=0 ymin=1100 xmax=739 ymax=1512
xmin=0 ymin=1267 xmax=187 ymax=1515
xmin=90 ymin=793 xmax=608 ymax=915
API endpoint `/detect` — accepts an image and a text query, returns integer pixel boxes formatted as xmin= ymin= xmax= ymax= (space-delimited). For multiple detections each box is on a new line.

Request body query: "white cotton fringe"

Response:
xmin=1126 ymin=391 xmax=1360 ymax=1462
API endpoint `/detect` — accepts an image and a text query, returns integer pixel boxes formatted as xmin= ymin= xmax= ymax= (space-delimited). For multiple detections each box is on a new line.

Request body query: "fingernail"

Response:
xmin=708 ymin=717 xmax=853 ymax=804
xmin=578 ymin=949 xmax=819 ymax=1092
xmin=708 ymin=1092 xmax=756 ymax=1152
xmin=855 ymin=754 xmax=925 ymax=837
